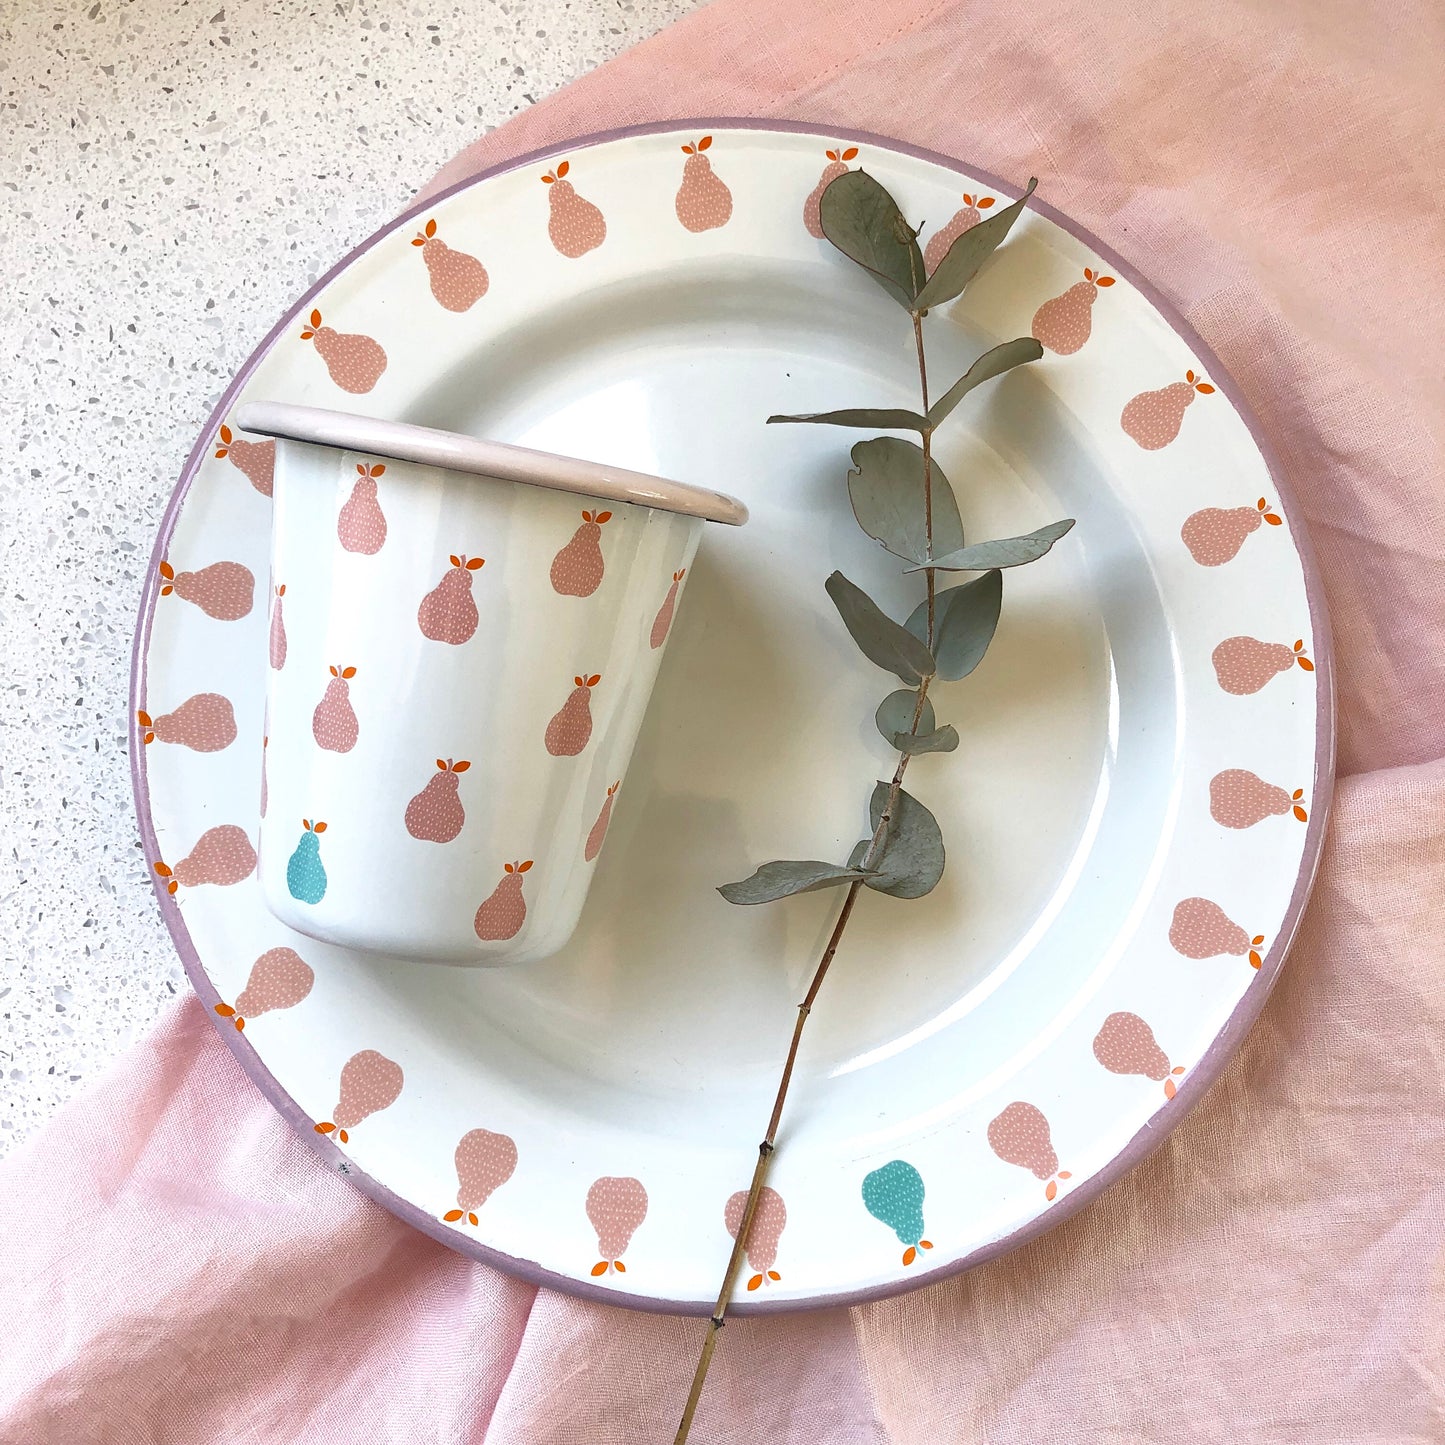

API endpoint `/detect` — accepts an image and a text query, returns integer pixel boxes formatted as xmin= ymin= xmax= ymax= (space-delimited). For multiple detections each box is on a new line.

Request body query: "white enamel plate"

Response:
xmin=133 ymin=121 xmax=1332 ymax=1312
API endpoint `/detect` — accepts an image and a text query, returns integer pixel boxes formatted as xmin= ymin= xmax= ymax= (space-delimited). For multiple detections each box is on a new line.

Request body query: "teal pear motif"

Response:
xmin=861 ymin=1159 xmax=933 ymax=1265
xmin=287 ymin=819 xmax=328 ymax=904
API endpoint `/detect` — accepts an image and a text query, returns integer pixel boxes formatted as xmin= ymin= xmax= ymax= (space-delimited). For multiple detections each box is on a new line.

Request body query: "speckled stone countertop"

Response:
xmin=0 ymin=0 xmax=704 ymax=1156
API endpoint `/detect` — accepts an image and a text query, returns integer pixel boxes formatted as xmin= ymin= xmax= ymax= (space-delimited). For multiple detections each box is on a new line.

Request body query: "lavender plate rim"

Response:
xmin=129 ymin=117 xmax=1335 ymax=1316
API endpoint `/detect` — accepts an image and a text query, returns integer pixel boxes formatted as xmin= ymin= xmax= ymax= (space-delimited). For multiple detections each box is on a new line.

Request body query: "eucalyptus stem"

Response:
xmin=912 ymin=309 xmax=938 ymax=651
xmin=674 ymin=315 xmax=941 ymax=1445
xmin=677 ymin=166 xmax=1063 ymax=1443
xmin=673 ymin=702 xmax=925 ymax=1444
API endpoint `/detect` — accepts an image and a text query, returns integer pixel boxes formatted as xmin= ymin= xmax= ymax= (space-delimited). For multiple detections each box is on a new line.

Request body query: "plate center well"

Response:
xmin=377 ymin=264 xmax=1176 ymax=1142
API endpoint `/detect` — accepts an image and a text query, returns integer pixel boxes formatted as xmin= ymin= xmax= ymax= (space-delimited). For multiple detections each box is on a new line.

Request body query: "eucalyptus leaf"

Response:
xmin=913 ymin=518 xmax=1076 ymax=573
xmin=875 ymin=688 xmax=935 ymax=744
xmin=819 ymin=169 xmax=926 ymax=310
xmin=927 ymin=338 xmax=1043 ymax=429
xmin=767 ymin=407 xmax=927 ymax=432
xmin=892 ymin=725 xmax=959 ymax=755
xmin=907 ymin=568 xmax=1002 ymax=680
xmin=861 ymin=781 xmax=946 ymax=898
xmin=847 ymin=437 xmax=965 ymax=565
xmin=913 ymin=177 xmax=1038 ymax=312
xmin=827 ymin=571 xmax=936 ymax=684
xmin=718 ymin=859 xmax=871 ymax=905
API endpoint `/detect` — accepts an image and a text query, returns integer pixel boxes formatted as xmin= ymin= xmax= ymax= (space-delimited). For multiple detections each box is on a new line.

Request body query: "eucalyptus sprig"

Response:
xmin=673 ymin=170 xmax=1074 ymax=1444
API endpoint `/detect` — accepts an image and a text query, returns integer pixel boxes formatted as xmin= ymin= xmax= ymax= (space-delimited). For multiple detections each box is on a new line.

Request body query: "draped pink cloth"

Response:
xmin=5 ymin=1 xmax=1443 ymax=1439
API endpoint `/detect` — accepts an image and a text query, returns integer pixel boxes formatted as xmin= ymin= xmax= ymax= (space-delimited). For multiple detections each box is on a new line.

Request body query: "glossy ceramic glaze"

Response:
xmin=132 ymin=122 xmax=1331 ymax=1313
xmin=256 ymin=431 xmax=704 ymax=963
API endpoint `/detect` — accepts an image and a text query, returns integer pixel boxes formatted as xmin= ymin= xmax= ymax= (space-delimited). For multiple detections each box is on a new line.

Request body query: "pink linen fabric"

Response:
xmin=5 ymin=1 xmax=1444 ymax=1440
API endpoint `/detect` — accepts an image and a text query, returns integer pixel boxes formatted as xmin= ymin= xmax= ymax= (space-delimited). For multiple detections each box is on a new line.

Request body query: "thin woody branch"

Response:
xmin=673 ymin=313 xmax=939 ymax=1439
xmin=676 ymin=169 xmax=1049 ymax=1444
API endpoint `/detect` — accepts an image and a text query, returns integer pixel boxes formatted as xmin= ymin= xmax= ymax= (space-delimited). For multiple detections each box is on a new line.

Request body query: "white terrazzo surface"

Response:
xmin=0 ymin=0 xmax=706 ymax=1156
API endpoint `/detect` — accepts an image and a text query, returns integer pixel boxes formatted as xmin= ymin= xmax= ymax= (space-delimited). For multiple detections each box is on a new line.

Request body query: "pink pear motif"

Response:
xmin=804 ymin=145 xmax=858 ymax=239
xmin=137 ymin=693 xmax=237 ymax=752
xmin=312 ymin=665 xmax=359 ymax=753
xmin=260 ymin=734 xmax=269 ymax=818
xmin=987 ymin=1101 xmax=1071 ymax=1199
xmin=923 ymin=191 xmax=996 ymax=275
xmin=152 ymin=824 xmax=257 ymax=893
xmin=405 ymin=758 xmax=470 ymax=843
xmin=1030 ymin=266 xmax=1115 ymax=353
xmin=1212 ymin=636 xmax=1313 ymax=695
xmin=585 ymin=782 xmax=620 ymax=863
xmin=411 ymin=218 xmax=489 ymax=311
xmin=269 ymin=584 xmax=287 ymax=669
xmin=724 ymin=1186 xmax=787 ymax=1290
xmin=1093 ymin=1011 xmax=1187 ymax=1098
xmin=550 ymin=510 xmax=611 ymax=597
xmin=298 ymin=308 xmax=387 ymax=394
xmin=337 ymin=463 xmax=388 ymax=554
xmin=586 ymin=1175 xmax=648 ymax=1275
xmin=158 ymin=559 xmax=254 ymax=620
xmin=1181 ymin=498 xmax=1281 ymax=565
xmin=213 ymin=946 xmax=314 ymax=1031
xmin=444 ymin=1128 xmax=518 ymax=1225
xmin=541 ymin=160 xmax=606 ymax=258
xmin=1121 ymin=370 xmax=1215 ymax=449
xmin=675 ymin=135 xmax=733 ymax=232
xmin=650 ymin=570 xmax=685 ymax=650
xmin=545 ymin=674 xmax=599 ymax=756
xmin=214 ymin=423 xmax=275 ymax=497
xmin=314 ymin=1049 xmax=404 ymax=1144
xmin=418 ymin=555 xmax=484 ymax=644
xmin=474 ymin=860 xmax=531 ymax=941
xmin=1169 ymin=897 xmax=1266 ymax=967
xmin=1209 ymin=769 xmax=1308 ymax=828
